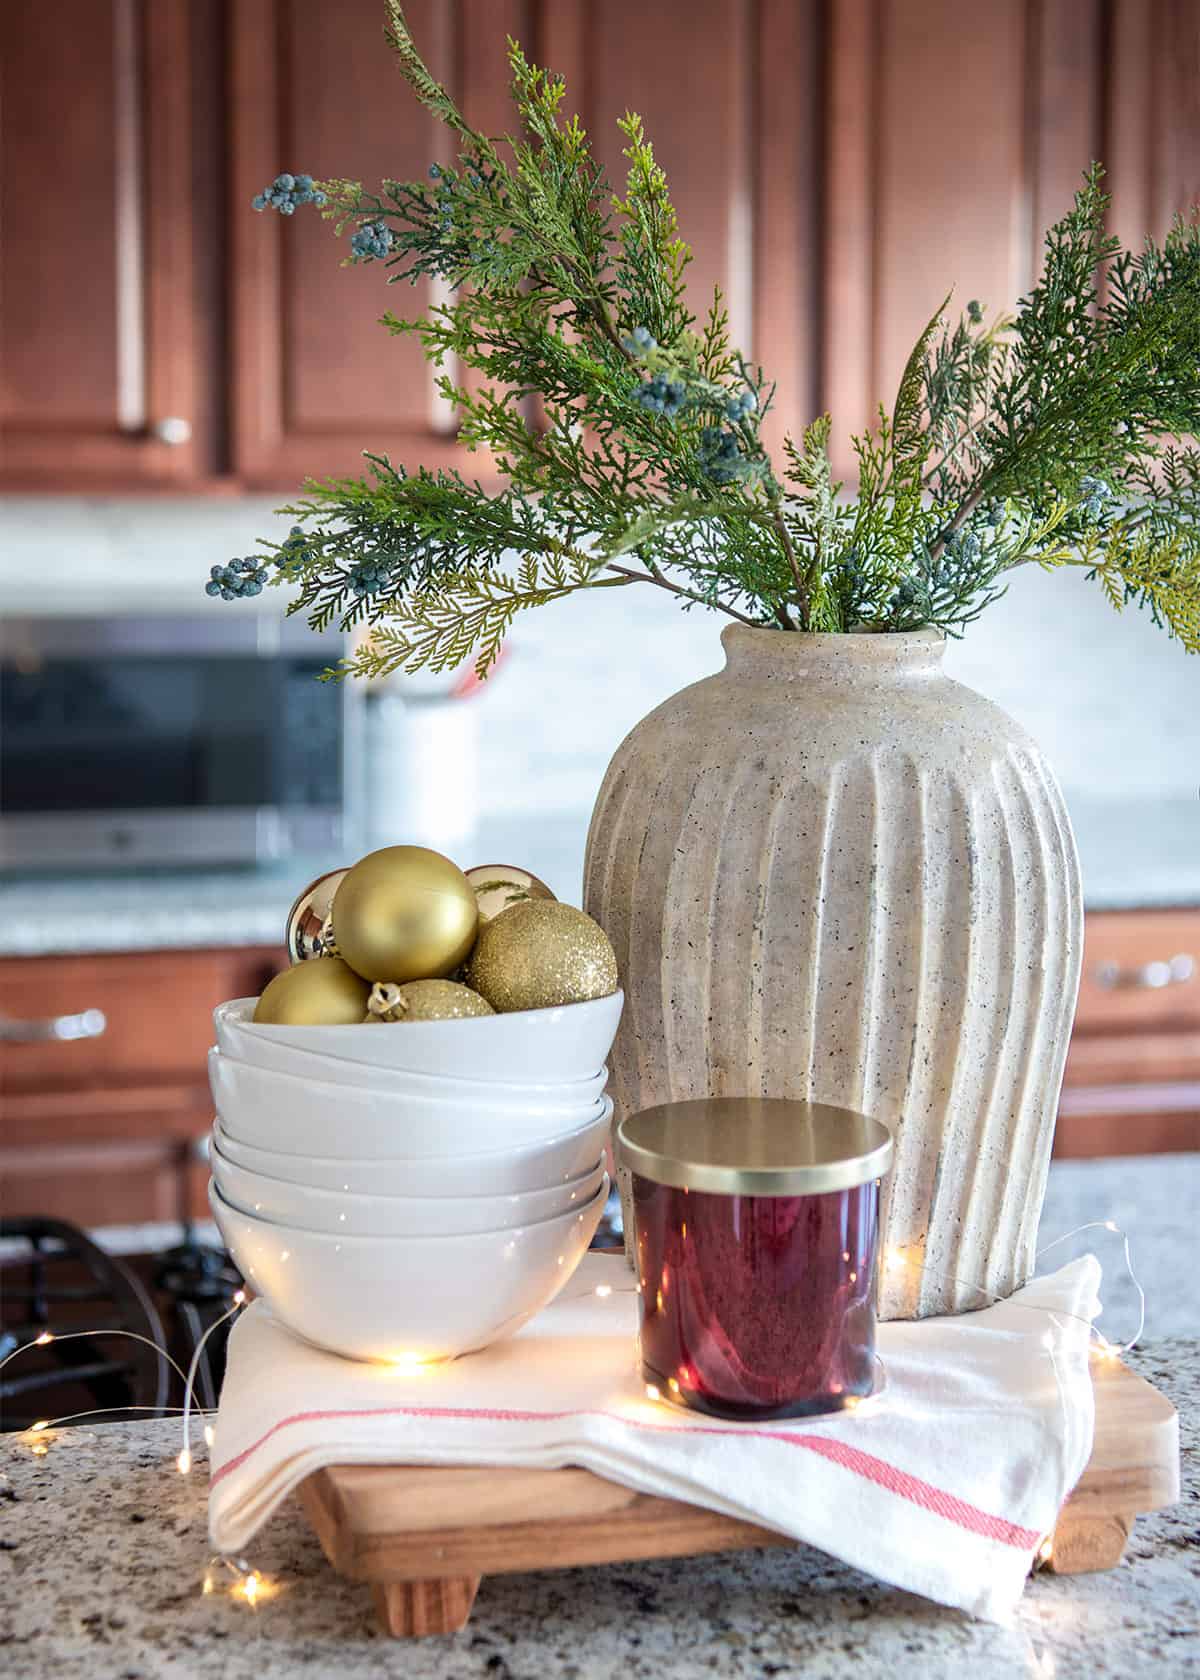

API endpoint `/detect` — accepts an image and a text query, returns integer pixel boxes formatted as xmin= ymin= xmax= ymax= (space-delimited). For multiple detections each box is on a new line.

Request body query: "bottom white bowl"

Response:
xmin=209 ymin=1176 xmax=608 ymax=1362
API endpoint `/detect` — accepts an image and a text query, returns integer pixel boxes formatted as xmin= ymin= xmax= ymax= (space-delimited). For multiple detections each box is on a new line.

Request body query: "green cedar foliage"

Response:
xmin=227 ymin=7 xmax=1200 ymax=674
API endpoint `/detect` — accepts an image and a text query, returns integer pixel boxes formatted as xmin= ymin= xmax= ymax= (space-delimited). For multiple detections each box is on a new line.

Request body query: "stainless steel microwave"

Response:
xmin=0 ymin=615 xmax=362 ymax=872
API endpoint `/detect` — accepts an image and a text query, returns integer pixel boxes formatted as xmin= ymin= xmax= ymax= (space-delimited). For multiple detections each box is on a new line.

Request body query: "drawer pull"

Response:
xmin=1092 ymin=953 xmax=1195 ymax=991
xmin=0 ymin=1008 xmax=108 ymax=1043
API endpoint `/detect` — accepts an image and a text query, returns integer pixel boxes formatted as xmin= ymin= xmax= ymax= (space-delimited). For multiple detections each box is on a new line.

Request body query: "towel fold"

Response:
xmin=209 ymin=1251 xmax=1100 ymax=1621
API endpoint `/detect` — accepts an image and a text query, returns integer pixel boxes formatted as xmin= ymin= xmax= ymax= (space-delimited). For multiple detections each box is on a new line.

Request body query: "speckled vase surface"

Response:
xmin=584 ymin=626 xmax=1083 ymax=1319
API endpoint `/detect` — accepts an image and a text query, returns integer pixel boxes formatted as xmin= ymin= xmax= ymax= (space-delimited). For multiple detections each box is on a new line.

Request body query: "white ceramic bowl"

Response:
xmin=210 ymin=1024 xmax=610 ymax=1106
xmin=210 ymin=1102 xmax=613 ymax=1195
xmin=210 ymin=1048 xmax=609 ymax=1158
xmin=211 ymin=1144 xmax=608 ymax=1236
xmin=209 ymin=1176 xmax=607 ymax=1361
xmin=208 ymin=1042 xmax=607 ymax=1116
xmin=214 ymin=990 xmax=623 ymax=1085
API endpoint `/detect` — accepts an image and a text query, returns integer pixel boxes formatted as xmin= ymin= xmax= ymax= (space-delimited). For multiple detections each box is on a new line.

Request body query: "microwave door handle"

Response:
xmin=0 ymin=1008 xmax=107 ymax=1043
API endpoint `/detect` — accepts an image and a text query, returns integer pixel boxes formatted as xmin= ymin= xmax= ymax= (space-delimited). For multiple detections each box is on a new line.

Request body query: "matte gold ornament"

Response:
xmin=285 ymin=867 xmax=348 ymax=962
xmin=464 ymin=863 xmax=557 ymax=926
xmin=365 ymin=979 xmax=495 ymax=1023
xmin=253 ymin=957 xmax=371 ymax=1025
xmin=466 ymin=900 xmax=618 ymax=1013
xmin=331 ymin=845 xmax=478 ymax=983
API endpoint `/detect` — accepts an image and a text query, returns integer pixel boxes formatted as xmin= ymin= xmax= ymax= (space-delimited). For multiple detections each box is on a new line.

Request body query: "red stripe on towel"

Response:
xmin=210 ymin=1402 xmax=1041 ymax=1549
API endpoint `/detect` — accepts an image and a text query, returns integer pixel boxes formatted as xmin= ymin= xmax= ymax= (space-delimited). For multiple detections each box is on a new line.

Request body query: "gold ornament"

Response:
xmin=285 ymin=867 xmax=348 ymax=962
xmin=331 ymin=845 xmax=478 ymax=983
xmin=253 ymin=957 xmax=371 ymax=1025
xmin=464 ymin=863 xmax=557 ymax=926
xmin=365 ymin=979 xmax=495 ymax=1023
xmin=466 ymin=900 xmax=618 ymax=1013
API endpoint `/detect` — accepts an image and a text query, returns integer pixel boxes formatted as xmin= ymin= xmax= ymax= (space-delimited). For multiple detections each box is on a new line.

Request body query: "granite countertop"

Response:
xmin=0 ymin=1340 xmax=1194 ymax=1680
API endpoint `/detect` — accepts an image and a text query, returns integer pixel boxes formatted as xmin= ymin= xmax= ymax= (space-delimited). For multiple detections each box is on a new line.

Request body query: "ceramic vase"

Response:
xmin=584 ymin=627 xmax=1083 ymax=1318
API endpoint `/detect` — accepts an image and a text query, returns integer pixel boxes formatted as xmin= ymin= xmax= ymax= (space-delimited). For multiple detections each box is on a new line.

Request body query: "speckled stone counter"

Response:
xmin=1 ymin=1339 xmax=1196 ymax=1679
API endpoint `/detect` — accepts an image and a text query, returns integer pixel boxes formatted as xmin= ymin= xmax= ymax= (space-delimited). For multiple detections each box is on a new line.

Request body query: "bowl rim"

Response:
xmin=211 ymin=1160 xmax=609 ymax=1234
xmin=216 ymin=989 xmax=624 ymax=1036
xmin=210 ymin=1097 xmax=614 ymax=1172
xmin=207 ymin=1042 xmax=610 ymax=1106
xmin=209 ymin=1173 xmax=610 ymax=1246
xmin=210 ymin=1133 xmax=607 ymax=1207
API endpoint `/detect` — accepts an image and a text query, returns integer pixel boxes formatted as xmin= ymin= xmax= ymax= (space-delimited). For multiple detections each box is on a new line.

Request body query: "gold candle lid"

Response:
xmin=616 ymin=1098 xmax=893 ymax=1196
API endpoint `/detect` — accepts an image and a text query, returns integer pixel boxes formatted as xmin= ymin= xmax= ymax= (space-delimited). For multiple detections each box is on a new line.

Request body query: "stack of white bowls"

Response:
xmin=207 ymin=991 xmax=621 ymax=1362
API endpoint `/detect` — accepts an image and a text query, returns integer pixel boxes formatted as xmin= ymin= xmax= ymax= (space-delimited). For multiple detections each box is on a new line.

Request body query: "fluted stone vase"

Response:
xmin=584 ymin=626 xmax=1083 ymax=1319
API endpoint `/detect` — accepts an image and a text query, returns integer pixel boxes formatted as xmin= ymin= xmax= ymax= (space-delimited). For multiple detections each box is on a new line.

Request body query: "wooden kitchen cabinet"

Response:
xmin=0 ymin=947 xmax=284 ymax=1227
xmin=5 ymin=0 xmax=1197 ymax=491
xmin=1056 ymin=909 xmax=1200 ymax=1158
xmin=0 ymin=0 xmax=206 ymax=486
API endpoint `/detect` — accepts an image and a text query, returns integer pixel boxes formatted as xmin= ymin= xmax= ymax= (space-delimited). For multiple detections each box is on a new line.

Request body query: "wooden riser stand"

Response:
xmin=297 ymin=1359 xmax=1179 ymax=1638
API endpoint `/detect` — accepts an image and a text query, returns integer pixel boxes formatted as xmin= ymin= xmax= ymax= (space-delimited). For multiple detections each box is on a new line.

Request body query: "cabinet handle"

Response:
xmin=0 ymin=1008 xmax=107 ymax=1043
xmin=152 ymin=417 xmax=192 ymax=446
xmin=1092 ymin=953 xmax=1195 ymax=991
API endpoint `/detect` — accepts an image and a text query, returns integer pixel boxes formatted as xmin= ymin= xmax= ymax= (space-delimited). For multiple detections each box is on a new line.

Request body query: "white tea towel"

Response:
xmin=209 ymin=1252 xmax=1100 ymax=1621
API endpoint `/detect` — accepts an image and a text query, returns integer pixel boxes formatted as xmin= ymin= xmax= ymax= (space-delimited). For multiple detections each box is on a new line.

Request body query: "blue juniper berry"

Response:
xmin=621 ymin=325 xmax=657 ymax=358
xmin=349 ymin=220 xmax=395 ymax=261
xmin=1079 ymin=474 xmax=1114 ymax=520
xmin=633 ymin=374 xmax=686 ymax=418
xmin=251 ymin=172 xmax=326 ymax=215
xmin=698 ymin=425 xmax=749 ymax=484
xmin=205 ymin=559 xmax=269 ymax=601
xmin=348 ymin=559 xmax=392 ymax=596
xmin=966 ymin=299 xmax=984 ymax=325
xmin=724 ymin=388 xmax=757 ymax=422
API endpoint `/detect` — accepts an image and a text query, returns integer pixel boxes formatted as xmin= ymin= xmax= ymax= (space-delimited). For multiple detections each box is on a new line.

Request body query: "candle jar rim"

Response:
xmin=616 ymin=1097 xmax=893 ymax=1197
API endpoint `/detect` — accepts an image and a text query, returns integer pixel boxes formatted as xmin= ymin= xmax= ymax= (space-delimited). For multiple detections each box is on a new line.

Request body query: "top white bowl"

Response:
xmin=214 ymin=989 xmax=623 ymax=1086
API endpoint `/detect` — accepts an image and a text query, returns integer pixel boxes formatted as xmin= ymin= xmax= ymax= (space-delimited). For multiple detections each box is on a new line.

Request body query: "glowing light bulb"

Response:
xmin=177 ymin=1448 xmax=192 ymax=1475
xmin=30 ymin=1420 xmax=49 ymax=1434
xmin=34 ymin=1332 xmax=53 ymax=1347
xmin=204 ymin=1425 xmax=215 ymax=1448
xmin=645 ymin=1383 xmax=661 ymax=1402
xmin=1037 ymin=1537 xmax=1054 ymax=1564
xmin=668 ymin=1377 xmax=680 ymax=1395
xmin=233 ymin=1290 xmax=246 ymax=1306
xmin=595 ymin=1284 xmax=612 ymax=1298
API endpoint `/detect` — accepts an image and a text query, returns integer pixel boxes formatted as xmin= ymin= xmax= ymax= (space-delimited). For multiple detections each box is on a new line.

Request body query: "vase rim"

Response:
xmin=720 ymin=623 xmax=946 ymax=674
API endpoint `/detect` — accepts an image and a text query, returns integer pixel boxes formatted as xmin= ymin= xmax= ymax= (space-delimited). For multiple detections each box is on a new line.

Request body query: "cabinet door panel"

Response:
xmin=230 ymin=0 xmax=467 ymax=485
xmin=0 ymin=0 xmax=198 ymax=484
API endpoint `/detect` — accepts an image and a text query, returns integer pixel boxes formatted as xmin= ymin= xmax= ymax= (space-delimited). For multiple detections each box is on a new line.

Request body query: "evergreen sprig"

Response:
xmin=219 ymin=7 xmax=1200 ymax=670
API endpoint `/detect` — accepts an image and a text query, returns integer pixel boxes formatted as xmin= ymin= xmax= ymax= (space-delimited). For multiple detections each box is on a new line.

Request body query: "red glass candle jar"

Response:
xmin=617 ymin=1099 xmax=893 ymax=1420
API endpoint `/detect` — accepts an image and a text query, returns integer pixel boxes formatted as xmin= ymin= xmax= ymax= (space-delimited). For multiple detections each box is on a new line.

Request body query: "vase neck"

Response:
xmin=720 ymin=626 xmax=946 ymax=683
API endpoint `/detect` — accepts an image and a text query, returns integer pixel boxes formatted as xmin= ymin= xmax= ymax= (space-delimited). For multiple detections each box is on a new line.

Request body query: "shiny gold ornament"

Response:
xmin=365 ymin=979 xmax=495 ymax=1023
xmin=464 ymin=863 xmax=557 ymax=926
xmin=285 ymin=867 xmax=348 ymax=962
xmin=252 ymin=957 xmax=371 ymax=1025
xmin=331 ymin=845 xmax=478 ymax=983
xmin=466 ymin=900 xmax=618 ymax=1013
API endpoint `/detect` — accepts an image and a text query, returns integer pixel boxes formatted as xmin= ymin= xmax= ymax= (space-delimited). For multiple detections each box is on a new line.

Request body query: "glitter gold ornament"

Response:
xmin=464 ymin=863 xmax=556 ymax=926
xmin=365 ymin=979 xmax=495 ymax=1023
xmin=466 ymin=900 xmax=618 ymax=1013
xmin=285 ymin=867 xmax=348 ymax=962
xmin=331 ymin=845 xmax=478 ymax=983
xmin=252 ymin=957 xmax=371 ymax=1025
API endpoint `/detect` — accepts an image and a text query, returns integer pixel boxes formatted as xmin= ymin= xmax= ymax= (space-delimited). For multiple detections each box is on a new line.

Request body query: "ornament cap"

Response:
xmin=616 ymin=1098 xmax=893 ymax=1197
